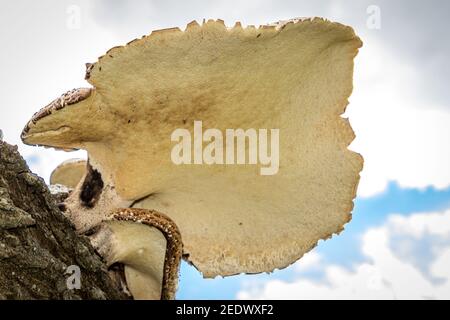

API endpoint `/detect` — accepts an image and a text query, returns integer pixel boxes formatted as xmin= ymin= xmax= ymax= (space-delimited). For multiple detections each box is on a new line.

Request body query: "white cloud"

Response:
xmin=388 ymin=212 xmax=450 ymax=238
xmin=237 ymin=209 xmax=450 ymax=300
xmin=294 ymin=251 xmax=321 ymax=273
xmin=0 ymin=1 xmax=109 ymax=182
xmin=348 ymin=36 xmax=450 ymax=197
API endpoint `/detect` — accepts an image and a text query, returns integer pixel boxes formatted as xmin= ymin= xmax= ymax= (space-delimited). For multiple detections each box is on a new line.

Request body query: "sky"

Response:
xmin=0 ymin=0 xmax=449 ymax=299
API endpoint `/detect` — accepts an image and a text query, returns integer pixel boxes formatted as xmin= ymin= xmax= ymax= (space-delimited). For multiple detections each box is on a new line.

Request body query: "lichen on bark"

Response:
xmin=0 ymin=140 xmax=127 ymax=299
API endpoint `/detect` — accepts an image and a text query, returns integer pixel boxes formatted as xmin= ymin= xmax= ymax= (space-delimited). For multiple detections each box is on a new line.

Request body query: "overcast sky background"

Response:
xmin=1 ymin=0 xmax=449 ymax=299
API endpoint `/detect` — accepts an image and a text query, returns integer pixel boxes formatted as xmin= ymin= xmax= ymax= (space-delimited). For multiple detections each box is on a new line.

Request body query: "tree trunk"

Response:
xmin=0 ymin=140 xmax=127 ymax=299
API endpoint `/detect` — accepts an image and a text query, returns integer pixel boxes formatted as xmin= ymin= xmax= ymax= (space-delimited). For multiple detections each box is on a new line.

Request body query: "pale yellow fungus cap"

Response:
xmin=22 ymin=18 xmax=363 ymax=279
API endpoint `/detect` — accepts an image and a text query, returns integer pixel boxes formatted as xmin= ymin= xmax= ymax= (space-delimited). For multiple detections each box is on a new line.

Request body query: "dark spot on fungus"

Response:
xmin=256 ymin=33 xmax=261 ymax=38
xmin=85 ymin=63 xmax=94 ymax=80
xmin=58 ymin=203 xmax=67 ymax=212
xmin=84 ymin=225 xmax=101 ymax=237
xmin=108 ymin=263 xmax=127 ymax=289
xmin=80 ymin=162 xmax=104 ymax=208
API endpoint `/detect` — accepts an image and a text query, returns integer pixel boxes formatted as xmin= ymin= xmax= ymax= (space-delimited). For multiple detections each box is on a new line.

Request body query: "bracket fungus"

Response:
xmin=91 ymin=209 xmax=182 ymax=300
xmin=50 ymin=158 xmax=87 ymax=189
xmin=22 ymin=18 xmax=363 ymax=299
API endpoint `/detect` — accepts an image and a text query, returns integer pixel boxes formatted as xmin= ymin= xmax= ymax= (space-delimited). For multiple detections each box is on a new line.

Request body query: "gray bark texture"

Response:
xmin=0 ymin=140 xmax=127 ymax=299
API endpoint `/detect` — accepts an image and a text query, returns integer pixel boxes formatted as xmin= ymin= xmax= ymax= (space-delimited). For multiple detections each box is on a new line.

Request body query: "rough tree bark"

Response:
xmin=0 ymin=139 xmax=127 ymax=299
